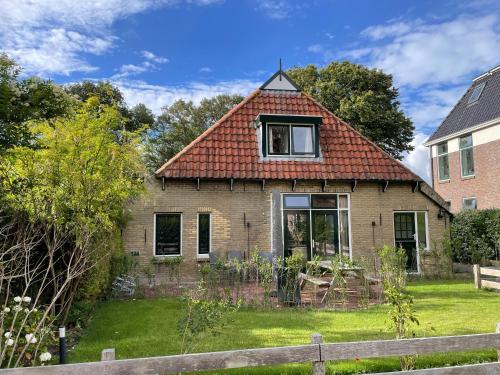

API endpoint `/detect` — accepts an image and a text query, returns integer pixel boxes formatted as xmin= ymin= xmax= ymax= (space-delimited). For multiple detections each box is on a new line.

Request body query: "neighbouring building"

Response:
xmin=124 ymin=70 xmax=451 ymax=282
xmin=424 ymin=64 xmax=500 ymax=213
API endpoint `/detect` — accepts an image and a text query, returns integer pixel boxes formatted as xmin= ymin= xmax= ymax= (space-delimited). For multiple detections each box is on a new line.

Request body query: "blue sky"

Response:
xmin=2 ymin=0 xmax=500 ymax=181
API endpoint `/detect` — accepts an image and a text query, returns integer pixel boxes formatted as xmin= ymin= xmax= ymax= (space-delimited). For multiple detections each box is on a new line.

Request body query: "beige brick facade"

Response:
xmin=123 ymin=177 xmax=450 ymax=282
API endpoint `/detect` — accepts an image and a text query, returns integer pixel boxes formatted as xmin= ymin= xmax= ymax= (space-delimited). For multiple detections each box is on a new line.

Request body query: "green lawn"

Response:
xmin=70 ymin=280 xmax=500 ymax=374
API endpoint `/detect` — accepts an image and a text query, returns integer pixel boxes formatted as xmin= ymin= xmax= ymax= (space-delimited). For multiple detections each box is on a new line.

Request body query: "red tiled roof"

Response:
xmin=155 ymin=89 xmax=421 ymax=181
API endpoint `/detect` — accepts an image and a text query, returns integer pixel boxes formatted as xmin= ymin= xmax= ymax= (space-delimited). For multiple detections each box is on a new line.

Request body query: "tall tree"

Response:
xmin=66 ymin=80 xmax=155 ymax=132
xmin=0 ymin=98 xmax=144 ymax=321
xmin=144 ymin=94 xmax=243 ymax=172
xmin=0 ymin=53 xmax=74 ymax=151
xmin=287 ymin=62 xmax=414 ymax=159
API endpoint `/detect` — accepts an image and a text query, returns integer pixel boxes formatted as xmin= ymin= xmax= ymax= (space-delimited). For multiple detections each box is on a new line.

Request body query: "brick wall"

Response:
xmin=432 ymin=139 xmax=500 ymax=212
xmin=123 ymin=178 xmax=449 ymax=282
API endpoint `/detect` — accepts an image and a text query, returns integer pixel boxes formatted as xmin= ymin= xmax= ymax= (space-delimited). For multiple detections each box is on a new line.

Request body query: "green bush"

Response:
xmin=450 ymin=209 xmax=500 ymax=264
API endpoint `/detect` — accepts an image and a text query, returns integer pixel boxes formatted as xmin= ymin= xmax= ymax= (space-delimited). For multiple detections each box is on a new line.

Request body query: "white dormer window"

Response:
xmin=268 ymin=124 xmax=314 ymax=156
xmin=258 ymin=114 xmax=322 ymax=158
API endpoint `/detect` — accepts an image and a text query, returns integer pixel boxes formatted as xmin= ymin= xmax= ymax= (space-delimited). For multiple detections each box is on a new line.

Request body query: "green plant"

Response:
xmin=378 ymin=245 xmax=419 ymax=371
xmin=378 ymin=245 xmax=407 ymax=291
xmin=177 ymin=281 xmax=240 ymax=354
xmin=277 ymin=253 xmax=305 ymax=305
xmin=450 ymin=209 xmax=500 ymax=264
xmin=0 ymin=297 xmax=56 ymax=368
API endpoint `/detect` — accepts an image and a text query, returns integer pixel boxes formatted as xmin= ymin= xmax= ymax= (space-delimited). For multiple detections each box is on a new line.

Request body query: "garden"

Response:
xmin=69 ymin=279 xmax=500 ymax=374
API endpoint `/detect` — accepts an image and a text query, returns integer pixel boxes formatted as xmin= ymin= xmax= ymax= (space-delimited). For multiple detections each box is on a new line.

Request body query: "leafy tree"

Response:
xmin=66 ymin=80 xmax=155 ymax=132
xmin=0 ymin=53 xmax=74 ymax=151
xmin=0 ymin=97 xmax=145 ymax=321
xmin=144 ymin=94 xmax=243 ymax=172
xmin=287 ymin=62 xmax=414 ymax=159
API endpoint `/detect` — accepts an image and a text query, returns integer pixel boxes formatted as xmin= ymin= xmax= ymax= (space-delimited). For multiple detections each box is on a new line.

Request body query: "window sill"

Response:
xmin=152 ymin=254 xmax=182 ymax=259
xmin=438 ymin=179 xmax=450 ymax=184
xmin=461 ymin=175 xmax=475 ymax=180
xmin=197 ymin=255 xmax=210 ymax=262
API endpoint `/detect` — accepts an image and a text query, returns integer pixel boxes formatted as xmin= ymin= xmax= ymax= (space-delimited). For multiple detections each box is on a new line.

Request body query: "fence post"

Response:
xmin=473 ymin=264 xmax=481 ymax=289
xmin=311 ymin=333 xmax=325 ymax=375
xmin=101 ymin=348 xmax=115 ymax=361
xmin=496 ymin=323 xmax=500 ymax=361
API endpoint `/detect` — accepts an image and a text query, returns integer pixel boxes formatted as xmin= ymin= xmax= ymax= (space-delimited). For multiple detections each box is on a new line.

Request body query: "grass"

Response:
xmin=70 ymin=280 xmax=500 ymax=374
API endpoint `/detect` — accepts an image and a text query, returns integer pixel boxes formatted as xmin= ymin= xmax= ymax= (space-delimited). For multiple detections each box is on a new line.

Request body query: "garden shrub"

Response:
xmin=377 ymin=245 xmax=419 ymax=371
xmin=450 ymin=209 xmax=500 ymax=264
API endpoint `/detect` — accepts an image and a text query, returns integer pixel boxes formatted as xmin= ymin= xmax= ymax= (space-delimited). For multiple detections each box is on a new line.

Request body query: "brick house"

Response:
xmin=424 ymin=65 xmax=500 ymax=213
xmin=124 ymin=70 xmax=451 ymax=281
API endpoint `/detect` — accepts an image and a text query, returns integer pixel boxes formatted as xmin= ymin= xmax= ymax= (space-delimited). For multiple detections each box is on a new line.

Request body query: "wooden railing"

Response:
xmin=0 ymin=325 xmax=499 ymax=375
xmin=473 ymin=264 xmax=500 ymax=290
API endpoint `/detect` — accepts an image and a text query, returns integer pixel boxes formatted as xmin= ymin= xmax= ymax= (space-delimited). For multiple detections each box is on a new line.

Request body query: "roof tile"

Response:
xmin=156 ymin=89 xmax=420 ymax=182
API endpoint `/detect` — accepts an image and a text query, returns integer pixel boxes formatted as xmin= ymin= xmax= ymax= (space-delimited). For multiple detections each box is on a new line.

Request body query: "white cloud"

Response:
xmin=361 ymin=19 xmax=423 ymax=41
xmin=0 ymin=0 xmax=216 ymax=76
xmin=403 ymin=132 xmax=431 ymax=183
xmin=356 ymin=15 xmax=500 ymax=87
xmin=141 ymin=50 xmax=169 ymax=64
xmin=199 ymin=67 xmax=213 ymax=73
xmin=255 ymin=0 xmax=290 ymax=19
xmin=114 ymin=78 xmax=260 ymax=114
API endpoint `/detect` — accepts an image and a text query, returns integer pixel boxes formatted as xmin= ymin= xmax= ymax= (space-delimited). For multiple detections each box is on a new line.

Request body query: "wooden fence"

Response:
xmin=473 ymin=264 xmax=500 ymax=291
xmin=0 ymin=325 xmax=499 ymax=375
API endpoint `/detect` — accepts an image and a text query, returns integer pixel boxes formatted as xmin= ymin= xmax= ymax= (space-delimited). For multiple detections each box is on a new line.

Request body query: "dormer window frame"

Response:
xmin=258 ymin=114 xmax=322 ymax=158
xmin=268 ymin=123 xmax=316 ymax=157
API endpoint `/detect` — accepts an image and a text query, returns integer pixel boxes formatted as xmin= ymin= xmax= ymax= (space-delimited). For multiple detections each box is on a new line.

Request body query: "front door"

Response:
xmin=312 ymin=211 xmax=338 ymax=258
xmin=394 ymin=212 xmax=418 ymax=272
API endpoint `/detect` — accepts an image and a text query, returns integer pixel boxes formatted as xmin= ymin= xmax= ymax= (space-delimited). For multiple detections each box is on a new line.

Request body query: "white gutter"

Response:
xmin=423 ymin=117 xmax=500 ymax=147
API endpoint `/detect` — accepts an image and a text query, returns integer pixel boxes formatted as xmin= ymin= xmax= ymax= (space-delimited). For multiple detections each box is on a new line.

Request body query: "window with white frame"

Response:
xmin=154 ymin=213 xmax=181 ymax=256
xmin=462 ymin=197 xmax=477 ymax=210
xmin=437 ymin=142 xmax=450 ymax=181
xmin=268 ymin=124 xmax=315 ymax=156
xmin=459 ymin=134 xmax=474 ymax=177
xmin=197 ymin=213 xmax=211 ymax=256
xmin=282 ymin=193 xmax=350 ymax=260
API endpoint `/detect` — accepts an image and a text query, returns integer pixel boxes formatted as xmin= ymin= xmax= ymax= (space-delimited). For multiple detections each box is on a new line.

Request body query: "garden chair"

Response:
xmin=209 ymin=251 xmax=220 ymax=266
xmin=227 ymin=249 xmax=243 ymax=261
xmin=258 ymin=251 xmax=273 ymax=264
xmin=112 ymin=275 xmax=136 ymax=297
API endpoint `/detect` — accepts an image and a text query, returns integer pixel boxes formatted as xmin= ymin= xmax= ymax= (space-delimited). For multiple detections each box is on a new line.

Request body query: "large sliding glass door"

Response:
xmin=282 ymin=193 xmax=350 ymax=260
xmin=393 ymin=211 xmax=428 ymax=273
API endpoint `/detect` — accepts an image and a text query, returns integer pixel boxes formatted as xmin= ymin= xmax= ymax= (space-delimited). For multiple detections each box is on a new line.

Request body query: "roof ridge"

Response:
xmin=155 ymin=89 xmax=261 ymax=176
xmin=301 ymin=91 xmax=422 ymax=181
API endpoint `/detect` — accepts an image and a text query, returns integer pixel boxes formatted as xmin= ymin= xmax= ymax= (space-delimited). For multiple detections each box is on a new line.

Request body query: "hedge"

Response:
xmin=450 ymin=209 xmax=500 ymax=264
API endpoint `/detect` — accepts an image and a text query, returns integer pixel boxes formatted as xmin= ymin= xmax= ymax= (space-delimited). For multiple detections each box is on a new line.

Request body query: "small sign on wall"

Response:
xmin=130 ymin=250 xmax=140 ymax=257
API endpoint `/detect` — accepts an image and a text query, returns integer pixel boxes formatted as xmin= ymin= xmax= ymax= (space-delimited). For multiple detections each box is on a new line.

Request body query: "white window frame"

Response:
xmin=153 ymin=212 xmax=183 ymax=257
xmin=459 ymin=135 xmax=475 ymax=178
xmin=268 ymin=123 xmax=316 ymax=158
xmin=196 ymin=212 xmax=211 ymax=258
xmin=281 ymin=192 xmax=352 ymax=261
xmin=437 ymin=142 xmax=450 ymax=182
xmin=392 ymin=211 xmax=429 ymax=275
xmin=462 ymin=197 xmax=477 ymax=210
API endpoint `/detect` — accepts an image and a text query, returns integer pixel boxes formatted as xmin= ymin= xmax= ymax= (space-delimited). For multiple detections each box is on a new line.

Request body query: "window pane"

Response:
xmin=339 ymin=210 xmax=350 ymax=258
xmin=437 ymin=142 xmax=448 ymax=155
xmin=155 ymin=214 xmax=181 ymax=255
xmin=292 ymin=126 xmax=314 ymax=154
xmin=417 ymin=212 xmax=427 ymax=249
xmin=198 ymin=214 xmax=210 ymax=255
xmin=284 ymin=211 xmax=309 ymax=259
xmin=268 ymin=125 xmax=289 ymax=154
xmin=438 ymin=154 xmax=450 ymax=180
xmin=338 ymin=195 xmax=348 ymax=209
xmin=459 ymin=135 xmax=473 ymax=149
xmin=284 ymin=194 xmax=310 ymax=208
xmin=311 ymin=194 xmax=337 ymax=208
xmin=461 ymin=148 xmax=474 ymax=176
xmin=467 ymin=82 xmax=485 ymax=104
xmin=463 ymin=198 xmax=477 ymax=210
